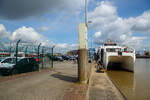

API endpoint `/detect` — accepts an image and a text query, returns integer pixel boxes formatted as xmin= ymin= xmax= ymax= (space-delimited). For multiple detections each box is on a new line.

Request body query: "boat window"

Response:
xmin=115 ymin=48 xmax=121 ymax=52
xmin=106 ymin=48 xmax=116 ymax=52
xmin=124 ymin=48 xmax=133 ymax=53
xmin=106 ymin=48 xmax=122 ymax=52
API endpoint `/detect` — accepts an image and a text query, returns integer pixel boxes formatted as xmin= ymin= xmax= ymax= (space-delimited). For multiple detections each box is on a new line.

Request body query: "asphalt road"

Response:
xmin=0 ymin=61 xmax=78 ymax=100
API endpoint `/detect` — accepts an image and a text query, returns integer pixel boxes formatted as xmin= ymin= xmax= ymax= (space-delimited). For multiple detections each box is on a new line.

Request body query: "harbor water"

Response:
xmin=107 ymin=59 xmax=150 ymax=100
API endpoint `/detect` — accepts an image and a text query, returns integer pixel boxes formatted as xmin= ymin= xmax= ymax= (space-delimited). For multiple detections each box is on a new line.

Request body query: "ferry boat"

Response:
xmin=97 ymin=40 xmax=135 ymax=72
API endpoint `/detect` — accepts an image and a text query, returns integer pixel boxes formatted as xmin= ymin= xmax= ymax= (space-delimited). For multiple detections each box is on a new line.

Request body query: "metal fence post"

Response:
xmin=42 ymin=47 xmax=44 ymax=69
xmin=9 ymin=42 xmax=12 ymax=57
xmin=25 ymin=46 xmax=28 ymax=57
xmin=9 ymin=47 xmax=12 ymax=57
xmin=16 ymin=39 xmax=21 ymax=65
xmin=52 ymin=46 xmax=55 ymax=68
xmin=38 ymin=43 xmax=41 ymax=70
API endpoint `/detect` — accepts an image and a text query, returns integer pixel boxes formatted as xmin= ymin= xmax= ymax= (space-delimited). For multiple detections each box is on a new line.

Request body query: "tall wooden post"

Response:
xmin=78 ymin=23 xmax=88 ymax=84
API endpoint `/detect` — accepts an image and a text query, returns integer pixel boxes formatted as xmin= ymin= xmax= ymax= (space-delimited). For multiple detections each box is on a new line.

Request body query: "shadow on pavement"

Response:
xmin=51 ymin=74 xmax=77 ymax=83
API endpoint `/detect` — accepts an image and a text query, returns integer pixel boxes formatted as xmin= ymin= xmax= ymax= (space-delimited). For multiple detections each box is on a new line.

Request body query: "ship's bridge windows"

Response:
xmin=106 ymin=48 xmax=116 ymax=52
xmin=124 ymin=48 xmax=133 ymax=53
xmin=115 ymin=48 xmax=121 ymax=52
xmin=106 ymin=48 xmax=121 ymax=52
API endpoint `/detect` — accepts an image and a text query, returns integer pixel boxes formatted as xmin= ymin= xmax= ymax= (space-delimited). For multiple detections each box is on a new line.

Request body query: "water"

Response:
xmin=107 ymin=59 xmax=150 ymax=100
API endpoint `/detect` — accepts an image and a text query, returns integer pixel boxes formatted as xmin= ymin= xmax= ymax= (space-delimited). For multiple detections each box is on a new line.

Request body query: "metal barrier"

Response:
xmin=0 ymin=40 xmax=54 ymax=71
xmin=39 ymin=54 xmax=53 ymax=69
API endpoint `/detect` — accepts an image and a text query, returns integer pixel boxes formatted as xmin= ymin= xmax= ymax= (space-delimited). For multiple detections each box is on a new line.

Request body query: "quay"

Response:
xmin=136 ymin=55 xmax=150 ymax=58
xmin=0 ymin=61 xmax=125 ymax=100
xmin=88 ymin=63 xmax=125 ymax=100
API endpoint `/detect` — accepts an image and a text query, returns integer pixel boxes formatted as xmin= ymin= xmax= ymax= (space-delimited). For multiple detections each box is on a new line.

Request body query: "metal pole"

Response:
xmin=85 ymin=0 xmax=88 ymax=26
xmin=42 ymin=47 xmax=44 ymax=69
xmin=25 ymin=46 xmax=28 ymax=57
xmin=38 ymin=43 xmax=41 ymax=70
xmin=51 ymin=46 xmax=55 ymax=68
xmin=38 ymin=43 xmax=41 ymax=60
xmin=91 ymin=37 xmax=93 ymax=60
xmin=16 ymin=39 xmax=21 ymax=65
xmin=9 ymin=47 xmax=12 ymax=57
xmin=52 ymin=47 xmax=53 ymax=68
xmin=9 ymin=42 xmax=12 ymax=57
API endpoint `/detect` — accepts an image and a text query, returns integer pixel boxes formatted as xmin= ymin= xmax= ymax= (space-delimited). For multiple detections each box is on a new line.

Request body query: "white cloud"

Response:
xmin=55 ymin=43 xmax=78 ymax=53
xmin=56 ymin=43 xmax=68 ymax=48
xmin=11 ymin=26 xmax=44 ymax=42
xmin=0 ymin=24 xmax=78 ymax=53
xmin=37 ymin=26 xmax=51 ymax=32
xmin=131 ymin=11 xmax=150 ymax=33
xmin=122 ymin=36 xmax=149 ymax=45
xmin=94 ymin=31 xmax=102 ymax=38
xmin=56 ymin=43 xmax=78 ymax=50
xmin=9 ymin=26 xmax=77 ymax=52
xmin=88 ymin=1 xmax=150 ymax=48
xmin=89 ymin=1 xmax=118 ymax=29
xmin=10 ymin=26 xmax=55 ymax=47
xmin=0 ymin=24 xmax=10 ymax=40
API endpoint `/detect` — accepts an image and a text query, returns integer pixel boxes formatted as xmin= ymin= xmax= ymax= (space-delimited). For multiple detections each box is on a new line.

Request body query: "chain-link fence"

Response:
xmin=0 ymin=40 xmax=54 ymax=71
xmin=39 ymin=49 xmax=53 ymax=69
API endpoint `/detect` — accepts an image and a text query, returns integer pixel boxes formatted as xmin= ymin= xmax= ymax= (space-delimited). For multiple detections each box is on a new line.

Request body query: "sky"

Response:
xmin=0 ymin=0 xmax=150 ymax=52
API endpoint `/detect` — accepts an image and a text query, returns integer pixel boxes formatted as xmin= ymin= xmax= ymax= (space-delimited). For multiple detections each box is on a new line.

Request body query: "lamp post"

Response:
xmin=85 ymin=0 xmax=88 ymax=26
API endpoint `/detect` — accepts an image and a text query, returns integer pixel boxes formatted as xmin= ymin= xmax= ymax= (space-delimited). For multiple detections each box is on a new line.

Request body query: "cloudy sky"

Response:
xmin=0 ymin=0 xmax=150 ymax=51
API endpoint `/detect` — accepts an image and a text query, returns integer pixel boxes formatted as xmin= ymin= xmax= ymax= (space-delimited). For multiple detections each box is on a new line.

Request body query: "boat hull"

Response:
xmin=105 ymin=56 xmax=134 ymax=72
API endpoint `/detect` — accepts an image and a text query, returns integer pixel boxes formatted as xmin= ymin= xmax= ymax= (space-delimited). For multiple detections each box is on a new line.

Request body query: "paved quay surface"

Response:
xmin=0 ymin=61 xmax=86 ymax=100
xmin=89 ymin=66 xmax=125 ymax=100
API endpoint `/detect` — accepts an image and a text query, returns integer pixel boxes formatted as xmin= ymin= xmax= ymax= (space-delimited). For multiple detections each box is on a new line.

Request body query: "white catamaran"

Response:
xmin=97 ymin=40 xmax=136 ymax=72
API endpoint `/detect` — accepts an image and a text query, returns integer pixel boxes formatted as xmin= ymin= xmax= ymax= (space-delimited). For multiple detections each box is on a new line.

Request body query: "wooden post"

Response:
xmin=78 ymin=23 xmax=88 ymax=84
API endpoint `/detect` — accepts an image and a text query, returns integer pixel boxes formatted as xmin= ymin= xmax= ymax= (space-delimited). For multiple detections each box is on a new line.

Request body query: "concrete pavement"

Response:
xmin=0 ymin=61 xmax=124 ymax=100
xmin=89 ymin=65 xmax=124 ymax=100
xmin=0 ymin=61 xmax=78 ymax=100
